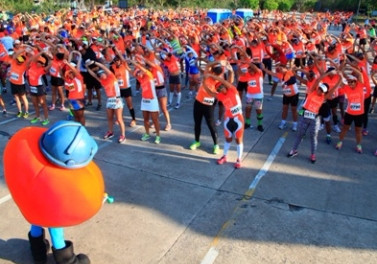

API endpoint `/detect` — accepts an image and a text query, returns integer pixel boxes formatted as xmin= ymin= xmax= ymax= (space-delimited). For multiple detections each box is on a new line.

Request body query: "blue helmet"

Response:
xmin=59 ymin=30 xmax=69 ymax=39
xmin=39 ymin=121 xmax=98 ymax=169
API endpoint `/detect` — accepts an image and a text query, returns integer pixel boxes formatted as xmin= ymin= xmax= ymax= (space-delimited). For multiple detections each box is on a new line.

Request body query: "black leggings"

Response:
xmin=363 ymin=96 xmax=371 ymax=129
xmin=193 ymin=100 xmax=218 ymax=144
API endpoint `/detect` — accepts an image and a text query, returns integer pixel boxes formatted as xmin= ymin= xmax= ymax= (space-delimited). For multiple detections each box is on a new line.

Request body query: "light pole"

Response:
xmin=356 ymin=0 xmax=361 ymax=17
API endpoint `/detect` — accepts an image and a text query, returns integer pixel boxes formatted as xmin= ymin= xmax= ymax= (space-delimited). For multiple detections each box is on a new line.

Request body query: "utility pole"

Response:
xmin=356 ymin=0 xmax=361 ymax=17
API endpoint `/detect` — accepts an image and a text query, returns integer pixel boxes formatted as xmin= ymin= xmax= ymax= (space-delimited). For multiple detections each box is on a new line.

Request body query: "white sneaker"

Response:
xmin=319 ymin=124 xmax=324 ymax=131
xmin=292 ymin=123 xmax=298 ymax=131
xmin=333 ymin=124 xmax=341 ymax=133
xmin=215 ymin=119 xmax=222 ymax=126
xmin=278 ymin=122 xmax=286 ymax=130
xmin=174 ymin=103 xmax=180 ymax=109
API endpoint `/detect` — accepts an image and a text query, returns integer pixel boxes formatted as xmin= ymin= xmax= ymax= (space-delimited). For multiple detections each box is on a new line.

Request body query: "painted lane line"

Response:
xmin=249 ymin=132 xmax=288 ymax=190
xmin=200 ymin=247 xmax=219 ymax=264
xmin=0 ymin=194 xmax=11 ymax=205
xmin=200 ymin=132 xmax=288 ymax=264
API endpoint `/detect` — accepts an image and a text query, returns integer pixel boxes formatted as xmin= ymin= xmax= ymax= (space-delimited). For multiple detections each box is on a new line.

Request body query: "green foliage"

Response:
xmin=263 ymin=0 xmax=278 ymax=11
xmin=278 ymin=0 xmax=294 ymax=12
xmin=9 ymin=0 xmax=34 ymax=13
xmin=238 ymin=0 xmax=259 ymax=9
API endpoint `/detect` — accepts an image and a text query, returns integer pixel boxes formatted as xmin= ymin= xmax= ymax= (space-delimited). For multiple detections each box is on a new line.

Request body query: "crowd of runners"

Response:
xmin=0 ymin=7 xmax=376 ymax=166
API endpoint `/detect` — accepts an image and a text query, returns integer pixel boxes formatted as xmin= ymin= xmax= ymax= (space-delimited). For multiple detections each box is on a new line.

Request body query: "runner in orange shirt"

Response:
xmin=63 ymin=55 xmax=87 ymax=126
xmin=8 ymin=48 xmax=29 ymax=118
xmin=203 ymin=73 xmax=244 ymax=169
xmin=110 ymin=47 xmax=137 ymax=128
xmin=27 ymin=52 xmax=51 ymax=126
xmin=336 ymin=67 xmax=365 ymax=153
xmin=87 ymin=61 xmax=126 ymax=143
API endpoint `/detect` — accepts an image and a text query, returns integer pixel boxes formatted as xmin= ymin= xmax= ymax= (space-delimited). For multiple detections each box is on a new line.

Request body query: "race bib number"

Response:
xmin=106 ymin=98 xmax=117 ymax=109
xmin=10 ymin=72 xmax=19 ymax=81
xmin=65 ymin=83 xmax=74 ymax=91
xmin=30 ymin=86 xmax=38 ymax=93
xmin=50 ymin=67 xmax=57 ymax=74
xmin=304 ymin=110 xmax=316 ymax=120
xmin=283 ymin=86 xmax=291 ymax=95
xmin=230 ymin=105 xmax=242 ymax=116
xmin=142 ymin=99 xmax=151 ymax=104
xmin=240 ymin=67 xmax=248 ymax=73
xmin=248 ymin=80 xmax=257 ymax=87
xmin=118 ymin=79 xmax=124 ymax=86
xmin=203 ymin=97 xmax=215 ymax=105
xmin=350 ymin=103 xmax=361 ymax=111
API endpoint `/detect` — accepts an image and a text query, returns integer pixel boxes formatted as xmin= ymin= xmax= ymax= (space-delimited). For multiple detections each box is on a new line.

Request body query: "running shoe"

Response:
xmin=213 ymin=144 xmax=220 ymax=154
xmin=257 ymin=125 xmax=264 ymax=132
xmin=23 ymin=112 xmax=29 ymax=119
xmin=164 ymin=124 xmax=171 ymax=131
xmin=335 ymin=141 xmax=343 ymax=150
xmin=48 ymin=104 xmax=55 ymax=111
xmin=190 ymin=141 xmax=200 ymax=150
xmin=118 ymin=135 xmax=126 ymax=143
xmin=356 ymin=144 xmax=363 ymax=154
xmin=310 ymin=154 xmax=316 ymax=164
xmin=362 ymin=129 xmax=368 ymax=136
xmin=326 ymin=135 xmax=332 ymax=145
xmin=59 ymin=105 xmax=66 ymax=111
xmin=30 ymin=117 xmax=40 ymax=124
xmin=215 ymin=119 xmax=222 ymax=126
xmin=174 ymin=103 xmax=180 ymax=109
xmin=292 ymin=123 xmax=298 ymax=132
xmin=278 ymin=121 xmax=286 ymax=130
xmin=245 ymin=123 xmax=251 ymax=129
xmin=2 ymin=109 xmax=6 ymax=115
xmin=16 ymin=112 xmax=22 ymax=118
xmin=154 ymin=136 xmax=161 ymax=144
xmin=96 ymin=104 xmax=102 ymax=111
xmin=234 ymin=159 xmax=241 ymax=169
xmin=141 ymin=133 xmax=151 ymax=141
xmin=41 ymin=119 xmax=50 ymax=126
xmin=319 ymin=124 xmax=324 ymax=131
xmin=167 ymin=101 xmax=172 ymax=107
xmin=333 ymin=124 xmax=341 ymax=133
xmin=217 ymin=155 xmax=227 ymax=165
xmin=86 ymin=102 xmax=93 ymax=106
xmin=369 ymin=108 xmax=374 ymax=114
xmin=103 ymin=131 xmax=114 ymax=139
xmin=130 ymin=120 xmax=137 ymax=127
xmin=287 ymin=150 xmax=298 ymax=158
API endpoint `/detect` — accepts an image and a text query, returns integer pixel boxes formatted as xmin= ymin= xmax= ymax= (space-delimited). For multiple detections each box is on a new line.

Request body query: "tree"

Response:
xmin=263 ymin=0 xmax=278 ymax=10
xmin=278 ymin=0 xmax=294 ymax=11
xmin=238 ymin=0 xmax=259 ymax=9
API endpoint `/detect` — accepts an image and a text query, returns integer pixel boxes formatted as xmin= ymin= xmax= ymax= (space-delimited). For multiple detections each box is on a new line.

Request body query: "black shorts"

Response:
xmin=50 ymin=76 xmax=65 ymax=86
xmin=120 ymin=87 xmax=132 ymax=98
xmin=283 ymin=93 xmax=299 ymax=106
xmin=359 ymin=38 xmax=367 ymax=45
xmin=327 ymin=97 xmax=339 ymax=108
xmin=82 ymin=72 xmax=102 ymax=90
xmin=294 ymin=58 xmax=306 ymax=67
xmin=169 ymin=74 xmax=181 ymax=85
xmin=319 ymin=101 xmax=331 ymax=118
xmin=237 ymin=81 xmax=247 ymax=92
xmin=373 ymin=86 xmax=377 ymax=97
xmin=11 ymin=83 xmax=26 ymax=95
xmin=29 ymin=85 xmax=46 ymax=96
xmin=344 ymin=112 xmax=363 ymax=127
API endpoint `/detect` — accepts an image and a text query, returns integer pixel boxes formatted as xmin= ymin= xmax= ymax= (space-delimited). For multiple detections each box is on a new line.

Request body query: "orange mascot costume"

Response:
xmin=3 ymin=121 xmax=104 ymax=264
